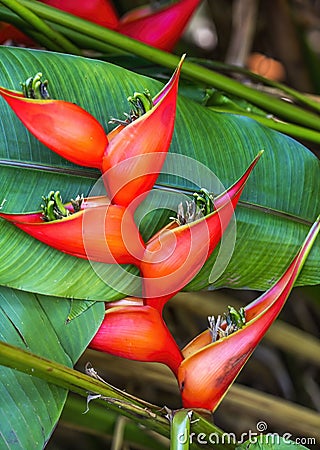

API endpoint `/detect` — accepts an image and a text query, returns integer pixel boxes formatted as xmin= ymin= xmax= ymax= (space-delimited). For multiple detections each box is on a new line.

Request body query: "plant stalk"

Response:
xmin=0 ymin=0 xmax=81 ymax=54
xmin=6 ymin=0 xmax=320 ymax=132
xmin=0 ymin=341 xmax=231 ymax=450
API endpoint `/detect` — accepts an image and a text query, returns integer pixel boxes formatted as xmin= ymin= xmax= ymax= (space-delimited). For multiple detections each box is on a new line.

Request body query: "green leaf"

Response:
xmin=0 ymin=46 xmax=319 ymax=301
xmin=0 ymin=287 xmax=104 ymax=450
xmin=67 ymin=299 xmax=98 ymax=322
xmin=0 ymin=338 xmax=230 ymax=450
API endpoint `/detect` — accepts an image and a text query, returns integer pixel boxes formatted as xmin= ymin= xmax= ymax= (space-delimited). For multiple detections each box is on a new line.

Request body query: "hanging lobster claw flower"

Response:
xmin=141 ymin=152 xmax=263 ymax=311
xmin=0 ymin=193 xmax=145 ymax=265
xmin=178 ymin=216 xmax=320 ymax=411
xmin=0 ymin=84 xmax=108 ymax=169
xmin=41 ymin=0 xmax=119 ymax=29
xmin=89 ymin=302 xmax=183 ymax=375
xmin=102 ymin=55 xmax=184 ymax=207
xmin=118 ymin=0 xmax=202 ymax=51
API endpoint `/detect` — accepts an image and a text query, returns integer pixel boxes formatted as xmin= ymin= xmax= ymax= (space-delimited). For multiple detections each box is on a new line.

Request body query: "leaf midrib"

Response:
xmin=0 ymin=159 xmax=313 ymax=227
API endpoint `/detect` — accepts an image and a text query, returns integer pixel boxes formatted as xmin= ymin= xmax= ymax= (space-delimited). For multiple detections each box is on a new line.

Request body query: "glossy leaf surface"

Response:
xmin=0 ymin=287 xmax=103 ymax=450
xmin=0 ymin=47 xmax=319 ymax=301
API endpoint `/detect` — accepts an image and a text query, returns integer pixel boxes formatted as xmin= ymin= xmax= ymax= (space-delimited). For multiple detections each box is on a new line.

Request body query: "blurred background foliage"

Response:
xmin=1 ymin=0 xmax=320 ymax=449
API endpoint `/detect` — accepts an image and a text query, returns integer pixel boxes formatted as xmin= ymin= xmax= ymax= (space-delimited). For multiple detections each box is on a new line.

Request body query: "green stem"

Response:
xmin=0 ymin=0 xmax=81 ymax=54
xmin=62 ymin=395 xmax=168 ymax=450
xmin=196 ymin=59 xmax=320 ymax=115
xmin=14 ymin=0 xmax=320 ymax=131
xmin=3 ymin=8 xmax=319 ymax=145
xmin=209 ymin=107 xmax=320 ymax=144
xmin=0 ymin=7 xmax=122 ymax=55
xmin=0 ymin=8 xmax=64 ymax=51
xmin=53 ymin=22 xmax=125 ymax=55
xmin=0 ymin=341 xmax=231 ymax=450
xmin=170 ymin=410 xmax=191 ymax=450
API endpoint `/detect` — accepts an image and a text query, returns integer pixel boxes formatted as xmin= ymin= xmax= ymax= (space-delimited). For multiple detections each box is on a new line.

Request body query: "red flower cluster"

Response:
xmin=1 ymin=58 xmax=319 ymax=411
xmin=0 ymin=0 xmax=201 ymax=51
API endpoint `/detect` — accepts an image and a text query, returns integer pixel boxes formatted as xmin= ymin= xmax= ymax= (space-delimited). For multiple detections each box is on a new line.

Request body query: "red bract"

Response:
xmin=41 ymin=0 xmax=119 ymax=29
xmin=0 ymin=86 xmax=107 ymax=168
xmin=0 ymin=0 xmax=200 ymax=51
xmin=0 ymin=1 xmax=118 ymax=47
xmin=0 ymin=57 xmax=183 ymax=208
xmin=89 ymin=302 xmax=183 ymax=375
xmin=141 ymin=152 xmax=263 ymax=311
xmin=119 ymin=0 xmax=202 ymax=51
xmin=102 ymin=55 xmax=184 ymax=207
xmin=0 ymin=201 xmax=145 ymax=266
xmin=177 ymin=216 xmax=320 ymax=411
xmin=0 ymin=23 xmax=35 ymax=46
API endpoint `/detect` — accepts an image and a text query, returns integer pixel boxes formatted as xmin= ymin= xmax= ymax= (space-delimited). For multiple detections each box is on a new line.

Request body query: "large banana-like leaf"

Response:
xmin=0 ymin=46 xmax=319 ymax=301
xmin=0 ymin=286 xmax=103 ymax=450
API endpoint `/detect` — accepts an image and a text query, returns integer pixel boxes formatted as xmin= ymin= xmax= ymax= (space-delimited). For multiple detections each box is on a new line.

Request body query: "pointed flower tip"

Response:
xmin=252 ymin=149 xmax=264 ymax=165
xmin=1 ymin=197 xmax=145 ymax=266
xmin=102 ymin=58 xmax=183 ymax=207
xmin=179 ymin=54 xmax=186 ymax=68
xmin=174 ymin=54 xmax=185 ymax=79
xmin=142 ymin=154 xmax=262 ymax=307
xmin=245 ymin=150 xmax=263 ymax=175
xmin=178 ymin=215 xmax=320 ymax=411
xmin=256 ymin=149 xmax=264 ymax=160
xmin=171 ymin=54 xmax=186 ymax=81
xmin=119 ymin=0 xmax=200 ymax=51
xmin=310 ymin=214 xmax=320 ymax=237
xmin=297 ymin=214 xmax=320 ymax=266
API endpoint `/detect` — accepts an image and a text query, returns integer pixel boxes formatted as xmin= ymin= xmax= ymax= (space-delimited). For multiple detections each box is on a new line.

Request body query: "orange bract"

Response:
xmin=141 ymin=152 xmax=263 ymax=311
xmin=0 ymin=87 xmax=108 ymax=168
xmin=89 ymin=303 xmax=183 ymax=375
xmin=0 ymin=203 xmax=145 ymax=266
xmin=119 ymin=0 xmax=202 ymax=51
xmin=101 ymin=56 xmax=184 ymax=208
xmin=178 ymin=217 xmax=320 ymax=410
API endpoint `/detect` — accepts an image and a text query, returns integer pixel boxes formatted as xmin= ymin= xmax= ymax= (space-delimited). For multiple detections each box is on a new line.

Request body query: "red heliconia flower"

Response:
xmin=0 ymin=57 xmax=183 ymax=208
xmin=0 ymin=195 xmax=145 ymax=265
xmin=0 ymin=1 xmax=119 ymax=46
xmin=101 ymin=55 xmax=184 ymax=207
xmin=177 ymin=215 xmax=320 ymax=411
xmin=1 ymin=0 xmax=200 ymax=51
xmin=41 ymin=0 xmax=119 ymax=29
xmin=0 ymin=85 xmax=108 ymax=169
xmin=89 ymin=300 xmax=183 ymax=375
xmin=0 ymin=23 xmax=36 ymax=46
xmin=118 ymin=0 xmax=202 ymax=51
xmin=0 ymin=195 xmax=109 ymax=224
xmin=141 ymin=152 xmax=263 ymax=311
